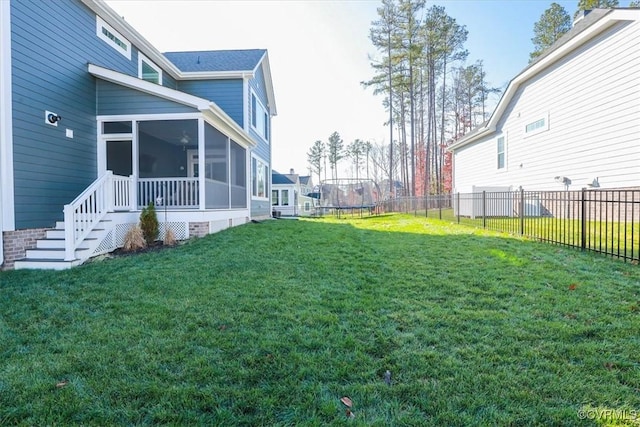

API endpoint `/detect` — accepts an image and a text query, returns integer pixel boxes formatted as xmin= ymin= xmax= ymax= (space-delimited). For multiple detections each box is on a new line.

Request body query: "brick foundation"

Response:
xmin=189 ymin=222 xmax=209 ymax=238
xmin=2 ymin=228 xmax=49 ymax=270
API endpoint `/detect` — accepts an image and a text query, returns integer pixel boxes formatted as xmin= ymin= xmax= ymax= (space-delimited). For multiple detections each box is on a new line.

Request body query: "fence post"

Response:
xmin=482 ymin=191 xmax=487 ymax=229
xmin=520 ymin=187 xmax=525 ymax=235
xmin=425 ymin=195 xmax=428 ymax=218
xmin=581 ymin=188 xmax=587 ymax=252
xmin=456 ymin=192 xmax=460 ymax=223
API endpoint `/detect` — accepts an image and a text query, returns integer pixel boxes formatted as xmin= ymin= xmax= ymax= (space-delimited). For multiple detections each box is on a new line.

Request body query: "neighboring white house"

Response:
xmin=449 ymin=8 xmax=640 ymax=193
xmin=272 ymin=169 xmax=317 ymax=216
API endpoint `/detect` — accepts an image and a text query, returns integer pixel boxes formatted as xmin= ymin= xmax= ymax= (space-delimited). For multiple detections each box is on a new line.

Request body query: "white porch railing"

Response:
xmin=63 ymin=172 xmax=132 ymax=261
xmin=138 ymin=178 xmax=199 ymax=209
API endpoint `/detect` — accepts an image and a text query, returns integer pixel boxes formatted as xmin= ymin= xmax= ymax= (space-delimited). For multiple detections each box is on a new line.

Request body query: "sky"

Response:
xmin=104 ymin=0 xmax=636 ymax=178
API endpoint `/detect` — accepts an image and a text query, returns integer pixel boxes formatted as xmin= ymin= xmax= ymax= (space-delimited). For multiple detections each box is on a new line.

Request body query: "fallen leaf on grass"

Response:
xmin=346 ymin=408 xmax=355 ymax=419
xmin=340 ymin=397 xmax=353 ymax=408
xmin=604 ymin=362 xmax=615 ymax=370
xmin=219 ymin=324 xmax=227 ymax=331
xmin=55 ymin=380 xmax=69 ymax=388
xmin=568 ymin=284 xmax=577 ymax=291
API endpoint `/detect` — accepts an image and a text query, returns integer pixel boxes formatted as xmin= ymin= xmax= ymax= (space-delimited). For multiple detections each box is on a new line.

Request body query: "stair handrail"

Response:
xmin=63 ymin=172 xmax=131 ymax=261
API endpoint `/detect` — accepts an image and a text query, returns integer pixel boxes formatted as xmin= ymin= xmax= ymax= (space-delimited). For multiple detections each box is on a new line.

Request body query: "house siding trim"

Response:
xmin=0 ymin=0 xmax=15 ymax=240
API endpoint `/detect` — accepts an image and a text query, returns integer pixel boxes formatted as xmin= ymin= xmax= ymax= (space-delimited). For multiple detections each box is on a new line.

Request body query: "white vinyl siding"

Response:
xmin=454 ymin=19 xmax=640 ymax=192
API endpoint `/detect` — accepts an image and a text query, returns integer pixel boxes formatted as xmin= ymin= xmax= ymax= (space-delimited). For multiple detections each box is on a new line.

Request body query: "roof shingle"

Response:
xmin=164 ymin=49 xmax=266 ymax=73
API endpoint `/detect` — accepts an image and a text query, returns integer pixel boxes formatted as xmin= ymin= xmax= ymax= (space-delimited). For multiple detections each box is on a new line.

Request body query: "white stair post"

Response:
xmin=63 ymin=204 xmax=75 ymax=261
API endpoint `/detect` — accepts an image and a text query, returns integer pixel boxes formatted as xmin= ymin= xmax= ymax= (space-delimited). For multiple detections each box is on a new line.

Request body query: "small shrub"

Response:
xmin=139 ymin=202 xmax=159 ymax=245
xmin=163 ymin=228 xmax=177 ymax=246
xmin=123 ymin=225 xmax=146 ymax=252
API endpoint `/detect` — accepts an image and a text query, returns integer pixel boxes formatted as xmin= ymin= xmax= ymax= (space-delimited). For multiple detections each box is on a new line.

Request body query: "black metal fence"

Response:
xmin=378 ymin=188 xmax=640 ymax=263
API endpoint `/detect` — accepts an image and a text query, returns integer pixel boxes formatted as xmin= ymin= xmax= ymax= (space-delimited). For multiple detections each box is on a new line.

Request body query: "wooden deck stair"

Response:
xmin=14 ymin=220 xmax=110 ymax=270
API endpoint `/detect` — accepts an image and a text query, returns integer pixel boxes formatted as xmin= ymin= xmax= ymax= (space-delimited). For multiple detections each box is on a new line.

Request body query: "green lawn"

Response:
xmin=431 ymin=208 xmax=640 ymax=262
xmin=1 ymin=214 xmax=639 ymax=426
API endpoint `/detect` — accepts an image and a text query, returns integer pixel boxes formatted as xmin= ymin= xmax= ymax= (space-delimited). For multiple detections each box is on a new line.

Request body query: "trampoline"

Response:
xmin=319 ymin=178 xmax=381 ymax=217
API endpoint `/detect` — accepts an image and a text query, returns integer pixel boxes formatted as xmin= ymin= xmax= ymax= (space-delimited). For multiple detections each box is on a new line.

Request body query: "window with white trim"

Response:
xmin=250 ymin=91 xmax=269 ymax=142
xmin=272 ymin=189 xmax=279 ymax=206
xmin=524 ymin=113 xmax=549 ymax=136
xmin=252 ymin=156 xmax=268 ymax=199
xmin=497 ymin=136 xmax=505 ymax=170
xmin=281 ymin=190 xmax=289 ymax=206
xmin=96 ymin=16 xmax=131 ymax=60
xmin=304 ymin=201 xmax=311 ymax=212
xmin=138 ymin=54 xmax=162 ymax=84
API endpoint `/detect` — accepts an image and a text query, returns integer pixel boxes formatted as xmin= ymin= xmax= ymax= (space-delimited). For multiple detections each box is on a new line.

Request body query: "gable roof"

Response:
xmin=299 ymin=176 xmax=312 ymax=186
xmin=272 ymin=171 xmax=296 ymax=185
xmin=449 ymin=8 xmax=638 ymax=152
xmin=164 ymin=49 xmax=266 ymax=73
xmin=81 ymin=0 xmax=277 ymax=115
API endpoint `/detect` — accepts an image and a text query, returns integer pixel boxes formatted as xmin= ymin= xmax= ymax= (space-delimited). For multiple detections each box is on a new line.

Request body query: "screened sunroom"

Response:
xmin=100 ymin=117 xmax=249 ymax=211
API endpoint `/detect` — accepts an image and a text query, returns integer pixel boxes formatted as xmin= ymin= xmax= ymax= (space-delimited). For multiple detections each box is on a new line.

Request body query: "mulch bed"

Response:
xmin=109 ymin=241 xmax=179 ymax=257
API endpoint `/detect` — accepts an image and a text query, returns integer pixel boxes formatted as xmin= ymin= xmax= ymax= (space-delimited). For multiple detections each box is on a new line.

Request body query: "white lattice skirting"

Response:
xmin=93 ymin=222 xmax=189 ymax=256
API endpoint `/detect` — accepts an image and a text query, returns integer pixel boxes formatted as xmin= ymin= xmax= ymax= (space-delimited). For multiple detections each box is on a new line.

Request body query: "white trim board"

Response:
xmin=0 ymin=0 xmax=15 ymax=233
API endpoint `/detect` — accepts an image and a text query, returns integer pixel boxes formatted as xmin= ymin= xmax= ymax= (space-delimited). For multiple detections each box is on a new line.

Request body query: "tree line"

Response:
xmin=307 ymin=0 xmax=638 ymax=198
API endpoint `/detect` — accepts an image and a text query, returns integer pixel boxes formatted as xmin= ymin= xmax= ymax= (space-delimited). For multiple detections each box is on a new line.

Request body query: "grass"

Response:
xmin=430 ymin=208 xmax=640 ymax=261
xmin=1 ymin=213 xmax=639 ymax=426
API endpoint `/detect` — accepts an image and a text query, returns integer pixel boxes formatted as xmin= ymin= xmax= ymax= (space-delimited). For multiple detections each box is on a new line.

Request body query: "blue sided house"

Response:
xmin=0 ymin=0 xmax=276 ymax=270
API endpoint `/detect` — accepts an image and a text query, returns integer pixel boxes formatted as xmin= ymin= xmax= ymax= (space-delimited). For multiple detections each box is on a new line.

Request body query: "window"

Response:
xmin=252 ymin=157 xmax=268 ymax=199
xmin=138 ymin=54 xmax=162 ymax=84
xmin=250 ymin=91 xmax=269 ymax=142
xmin=103 ymin=121 xmax=132 ymax=134
xmin=96 ymin=16 xmax=131 ymax=60
xmin=272 ymin=190 xmax=279 ymax=206
xmin=282 ymin=190 xmax=289 ymax=206
xmin=524 ymin=113 xmax=549 ymax=136
xmin=304 ymin=201 xmax=311 ymax=212
xmin=497 ymin=136 xmax=505 ymax=170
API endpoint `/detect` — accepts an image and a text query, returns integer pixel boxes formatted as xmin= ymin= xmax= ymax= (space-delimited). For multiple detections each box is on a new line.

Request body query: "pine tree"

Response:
xmin=346 ymin=139 xmax=367 ymax=180
xmin=327 ymin=132 xmax=344 ymax=181
xmin=628 ymin=0 xmax=640 ymax=6
xmin=530 ymin=3 xmax=571 ymax=62
xmin=575 ymin=0 xmax=619 ymax=18
xmin=307 ymin=140 xmax=325 ymax=185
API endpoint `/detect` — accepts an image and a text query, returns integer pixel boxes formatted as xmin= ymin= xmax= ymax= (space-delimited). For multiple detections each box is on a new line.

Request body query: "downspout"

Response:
xmin=0 ymin=0 xmax=16 ymax=266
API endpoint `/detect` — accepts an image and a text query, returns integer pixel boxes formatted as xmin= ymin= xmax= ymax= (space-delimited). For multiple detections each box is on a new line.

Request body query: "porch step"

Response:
xmin=14 ymin=258 xmax=82 ymax=270
xmin=25 ymin=247 xmax=90 ymax=260
xmin=46 ymin=226 xmax=108 ymax=239
xmin=36 ymin=237 xmax=97 ymax=249
xmin=15 ymin=219 xmax=112 ymax=270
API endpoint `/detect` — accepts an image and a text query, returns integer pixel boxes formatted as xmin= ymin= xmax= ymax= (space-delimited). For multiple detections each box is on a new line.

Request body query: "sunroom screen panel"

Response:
xmin=205 ymin=123 xmax=230 ymax=209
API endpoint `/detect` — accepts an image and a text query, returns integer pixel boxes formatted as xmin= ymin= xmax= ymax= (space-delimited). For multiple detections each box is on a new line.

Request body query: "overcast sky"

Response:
xmin=105 ymin=0 xmax=635 ymax=177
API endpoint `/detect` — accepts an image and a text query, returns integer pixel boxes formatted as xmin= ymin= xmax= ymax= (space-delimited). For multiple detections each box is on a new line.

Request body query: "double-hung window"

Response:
xmin=250 ymin=91 xmax=269 ymax=142
xmin=252 ymin=157 xmax=268 ymax=199
xmin=497 ymin=136 xmax=505 ymax=170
